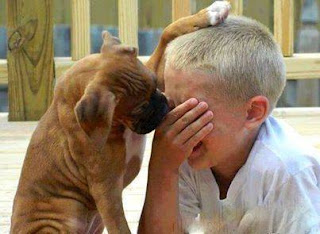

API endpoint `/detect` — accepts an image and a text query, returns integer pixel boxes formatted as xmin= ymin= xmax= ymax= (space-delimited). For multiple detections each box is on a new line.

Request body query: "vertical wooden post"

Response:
xmin=118 ymin=0 xmax=138 ymax=48
xmin=7 ymin=0 xmax=54 ymax=121
xmin=229 ymin=0 xmax=243 ymax=15
xmin=274 ymin=0 xmax=294 ymax=56
xmin=71 ymin=0 xmax=91 ymax=60
xmin=172 ymin=0 xmax=191 ymax=21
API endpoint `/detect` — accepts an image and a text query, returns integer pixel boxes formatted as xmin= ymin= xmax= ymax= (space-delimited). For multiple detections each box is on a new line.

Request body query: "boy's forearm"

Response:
xmin=138 ymin=168 xmax=182 ymax=234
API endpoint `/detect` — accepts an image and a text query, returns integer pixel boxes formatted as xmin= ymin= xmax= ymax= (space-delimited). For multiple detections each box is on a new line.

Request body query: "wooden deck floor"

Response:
xmin=1 ymin=108 xmax=320 ymax=233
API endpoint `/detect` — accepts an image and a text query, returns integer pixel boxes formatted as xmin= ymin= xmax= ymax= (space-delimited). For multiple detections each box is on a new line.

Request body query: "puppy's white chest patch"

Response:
xmin=123 ymin=128 xmax=146 ymax=164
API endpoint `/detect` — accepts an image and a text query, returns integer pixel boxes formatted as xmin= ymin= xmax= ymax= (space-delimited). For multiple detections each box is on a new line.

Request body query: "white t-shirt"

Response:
xmin=179 ymin=116 xmax=320 ymax=234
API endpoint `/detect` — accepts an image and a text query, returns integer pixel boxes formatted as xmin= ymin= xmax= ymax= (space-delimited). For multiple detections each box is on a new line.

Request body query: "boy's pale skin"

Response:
xmin=139 ymin=67 xmax=270 ymax=233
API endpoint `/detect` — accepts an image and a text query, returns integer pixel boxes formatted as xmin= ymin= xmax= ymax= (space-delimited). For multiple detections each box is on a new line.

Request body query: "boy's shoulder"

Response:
xmin=244 ymin=117 xmax=320 ymax=206
xmin=250 ymin=116 xmax=320 ymax=180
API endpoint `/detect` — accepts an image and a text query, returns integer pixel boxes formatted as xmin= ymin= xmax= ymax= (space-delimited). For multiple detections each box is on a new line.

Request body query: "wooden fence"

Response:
xmin=1 ymin=0 xmax=320 ymax=120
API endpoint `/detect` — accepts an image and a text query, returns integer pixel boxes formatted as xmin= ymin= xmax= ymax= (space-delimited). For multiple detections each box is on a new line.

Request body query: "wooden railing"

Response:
xmin=2 ymin=0 xmax=320 ymax=120
xmin=272 ymin=108 xmax=320 ymax=150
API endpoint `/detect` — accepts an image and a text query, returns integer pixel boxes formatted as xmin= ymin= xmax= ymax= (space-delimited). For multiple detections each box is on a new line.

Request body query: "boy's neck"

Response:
xmin=211 ymin=127 xmax=260 ymax=199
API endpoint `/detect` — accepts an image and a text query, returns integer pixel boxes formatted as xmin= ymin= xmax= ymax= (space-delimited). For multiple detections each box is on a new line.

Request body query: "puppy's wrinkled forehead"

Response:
xmin=100 ymin=31 xmax=157 ymax=97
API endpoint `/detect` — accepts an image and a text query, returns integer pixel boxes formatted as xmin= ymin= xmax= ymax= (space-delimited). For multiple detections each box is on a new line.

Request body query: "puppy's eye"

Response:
xmin=141 ymin=102 xmax=149 ymax=109
xmin=131 ymin=101 xmax=149 ymax=115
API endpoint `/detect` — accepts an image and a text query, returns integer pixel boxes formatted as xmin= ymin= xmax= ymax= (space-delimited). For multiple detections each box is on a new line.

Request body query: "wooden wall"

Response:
xmin=1 ymin=0 xmax=319 ymax=33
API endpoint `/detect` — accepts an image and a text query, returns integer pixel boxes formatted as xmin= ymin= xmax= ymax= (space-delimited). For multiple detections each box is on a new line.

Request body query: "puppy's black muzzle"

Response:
xmin=133 ymin=90 xmax=169 ymax=134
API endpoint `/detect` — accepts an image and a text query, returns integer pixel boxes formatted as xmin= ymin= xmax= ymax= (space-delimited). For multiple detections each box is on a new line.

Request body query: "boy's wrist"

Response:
xmin=148 ymin=161 xmax=179 ymax=182
xmin=149 ymin=149 xmax=184 ymax=177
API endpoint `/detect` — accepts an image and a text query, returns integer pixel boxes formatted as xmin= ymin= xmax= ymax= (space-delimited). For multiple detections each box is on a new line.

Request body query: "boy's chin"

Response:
xmin=187 ymin=154 xmax=212 ymax=170
xmin=187 ymin=142 xmax=213 ymax=169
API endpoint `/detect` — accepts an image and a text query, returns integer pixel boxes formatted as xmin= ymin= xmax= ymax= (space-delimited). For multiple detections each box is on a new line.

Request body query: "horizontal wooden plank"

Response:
xmin=55 ymin=57 xmax=77 ymax=79
xmin=272 ymin=107 xmax=320 ymax=117
xmin=1 ymin=54 xmax=320 ymax=86
xmin=285 ymin=53 xmax=320 ymax=79
xmin=0 ymin=59 xmax=7 ymax=86
xmin=272 ymin=108 xmax=320 ymax=143
xmin=0 ymin=57 xmax=150 ymax=85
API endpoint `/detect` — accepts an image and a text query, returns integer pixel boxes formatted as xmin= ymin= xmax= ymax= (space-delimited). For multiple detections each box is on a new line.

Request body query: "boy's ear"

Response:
xmin=245 ymin=96 xmax=270 ymax=129
xmin=74 ymin=85 xmax=117 ymax=151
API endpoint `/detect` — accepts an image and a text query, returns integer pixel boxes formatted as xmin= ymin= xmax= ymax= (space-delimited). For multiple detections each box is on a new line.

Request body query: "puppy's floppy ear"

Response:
xmin=74 ymin=84 xmax=117 ymax=150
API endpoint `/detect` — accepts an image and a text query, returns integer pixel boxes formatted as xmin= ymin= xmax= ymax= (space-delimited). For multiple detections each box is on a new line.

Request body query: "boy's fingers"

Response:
xmin=185 ymin=123 xmax=213 ymax=151
xmin=160 ymin=98 xmax=199 ymax=126
xmin=171 ymin=102 xmax=209 ymax=136
xmin=176 ymin=110 xmax=213 ymax=144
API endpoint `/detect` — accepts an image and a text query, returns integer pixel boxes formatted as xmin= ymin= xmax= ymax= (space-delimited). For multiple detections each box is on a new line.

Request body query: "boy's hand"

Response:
xmin=150 ymin=98 xmax=213 ymax=174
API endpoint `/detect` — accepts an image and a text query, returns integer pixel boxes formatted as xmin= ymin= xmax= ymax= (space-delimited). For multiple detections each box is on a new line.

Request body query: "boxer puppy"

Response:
xmin=10 ymin=1 xmax=230 ymax=233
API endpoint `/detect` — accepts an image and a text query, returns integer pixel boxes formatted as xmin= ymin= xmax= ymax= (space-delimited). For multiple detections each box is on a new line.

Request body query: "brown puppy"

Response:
xmin=10 ymin=2 xmax=230 ymax=233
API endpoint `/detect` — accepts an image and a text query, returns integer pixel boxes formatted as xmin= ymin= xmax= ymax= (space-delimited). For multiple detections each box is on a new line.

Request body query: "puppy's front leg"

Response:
xmin=89 ymin=176 xmax=130 ymax=234
xmin=85 ymin=143 xmax=130 ymax=233
xmin=74 ymin=81 xmax=130 ymax=233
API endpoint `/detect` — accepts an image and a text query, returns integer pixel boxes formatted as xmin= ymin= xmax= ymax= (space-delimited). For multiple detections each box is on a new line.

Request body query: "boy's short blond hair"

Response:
xmin=165 ymin=16 xmax=286 ymax=110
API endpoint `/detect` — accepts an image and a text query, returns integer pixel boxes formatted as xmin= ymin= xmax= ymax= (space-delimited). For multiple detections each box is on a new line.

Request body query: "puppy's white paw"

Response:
xmin=207 ymin=1 xmax=231 ymax=26
xmin=208 ymin=11 xmax=220 ymax=26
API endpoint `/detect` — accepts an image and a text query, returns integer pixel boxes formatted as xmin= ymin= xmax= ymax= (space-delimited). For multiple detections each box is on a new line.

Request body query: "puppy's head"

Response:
xmin=76 ymin=31 xmax=168 ymax=138
xmin=102 ymin=31 xmax=169 ymax=134
xmin=116 ymin=89 xmax=169 ymax=134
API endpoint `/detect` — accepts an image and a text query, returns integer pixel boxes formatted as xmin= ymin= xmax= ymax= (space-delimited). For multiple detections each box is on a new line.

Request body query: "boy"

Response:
xmin=139 ymin=15 xmax=320 ymax=233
